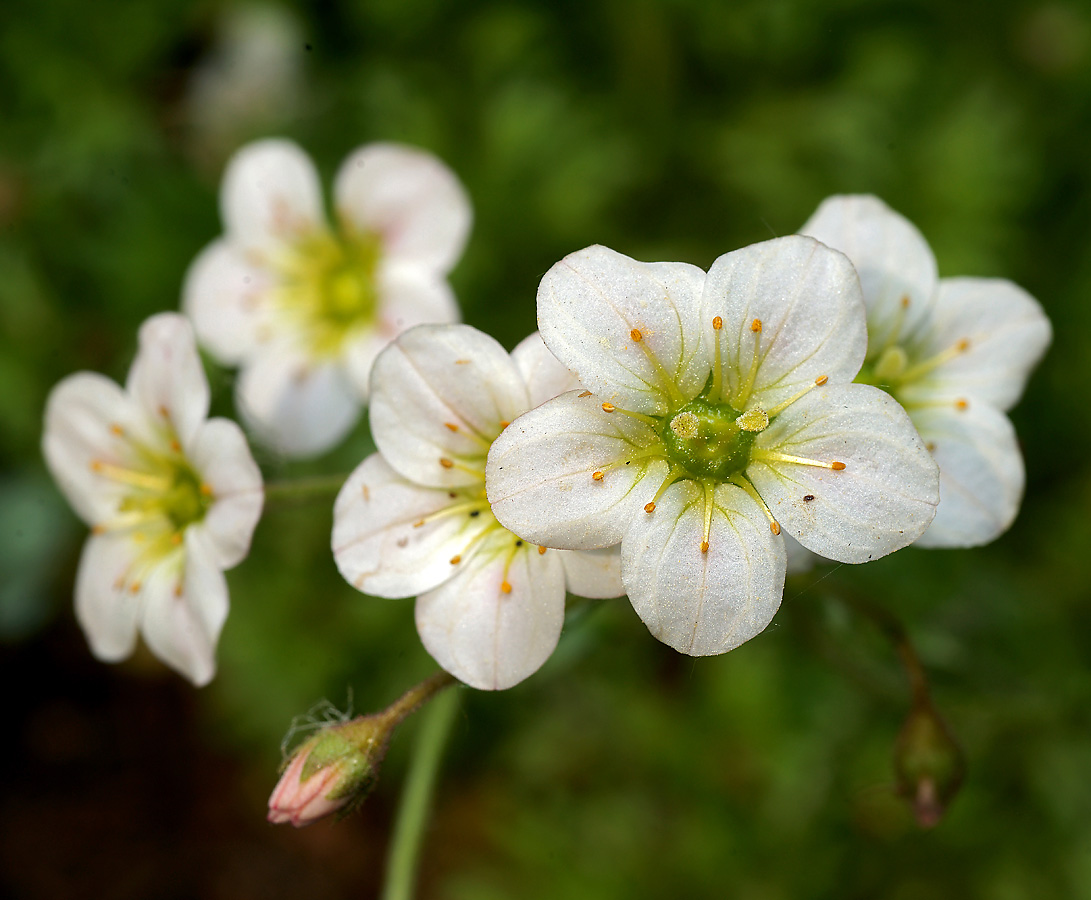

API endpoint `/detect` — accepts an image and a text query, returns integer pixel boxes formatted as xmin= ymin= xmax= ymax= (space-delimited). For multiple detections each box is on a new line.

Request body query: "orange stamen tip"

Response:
xmin=956 ymin=338 xmax=971 ymax=352
xmin=109 ymin=423 xmax=124 ymax=436
xmin=158 ymin=405 xmax=169 ymax=418
xmin=501 ymin=581 xmax=513 ymax=594
xmin=413 ymin=519 xmax=425 ymax=528
xmin=926 ymin=442 xmax=936 ymax=452
xmin=129 ymin=582 xmax=141 ymax=594
xmin=449 ymin=555 xmax=461 ymax=565
xmin=173 ymin=584 xmax=183 ymax=598
xmin=200 ymin=483 xmax=212 ymax=496
xmin=644 ymin=501 xmax=656 ymax=513
xmin=700 ymin=541 xmax=709 ymax=553
xmin=630 ymin=328 xmax=643 ymax=342
xmin=831 ymin=461 xmax=846 ymax=471
xmin=439 ymin=457 xmax=454 ymax=468
xmin=712 ymin=316 xmax=723 ymax=330
xmin=537 ymin=545 xmax=547 ymax=555
xmin=171 ymin=533 xmax=182 ymax=545
xmin=90 ymin=460 xmax=103 ymax=472
xmin=578 ymin=390 xmax=592 ymax=398
xmin=455 ymin=359 xmax=470 ymax=365
xmin=815 ymin=375 xmax=828 ymax=386
xmin=770 ymin=521 xmax=781 ymax=535
xmin=170 ymin=440 xmax=182 ymax=453
xmin=955 ymin=398 xmax=969 ymax=411
xmin=601 ymin=402 xmax=616 ymax=413
xmin=91 ymin=524 xmax=106 ymax=535
xmin=444 ymin=422 xmax=459 ymax=432
xmin=750 ymin=318 xmax=762 ymax=333
xmin=900 ymin=295 xmax=911 ymax=308
xmin=499 ymin=421 xmax=510 ymax=428
xmin=592 ymin=471 xmax=604 ymax=481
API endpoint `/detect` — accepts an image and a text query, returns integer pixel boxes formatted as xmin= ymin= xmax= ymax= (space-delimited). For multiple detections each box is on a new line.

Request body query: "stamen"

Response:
xmin=954 ymin=398 xmax=969 ymax=411
xmin=499 ymin=421 xmax=510 ymax=429
xmin=449 ymin=554 xmax=461 ymax=564
xmin=411 ymin=498 xmax=490 ymax=528
xmin=750 ymin=318 xmax=762 ymax=333
xmin=711 ymin=317 xmax=724 ymax=400
xmin=439 ymin=458 xmax=454 ymax=468
xmin=734 ymin=317 xmax=765 ymax=408
xmin=713 ymin=316 xmax=723 ymax=330
xmin=627 ymin=327 xmax=685 ymax=405
xmin=700 ymin=480 xmax=714 ymax=553
xmin=645 ymin=465 xmax=688 ymax=512
xmin=109 ymin=423 xmax=124 ymax=436
xmin=592 ymin=471 xmax=604 ymax=481
xmin=579 ymin=391 xmax=592 ymax=398
xmin=598 ymin=401 xmax=659 ymax=427
xmin=602 ymin=402 xmax=615 ymax=412
xmin=170 ymin=439 xmax=182 ymax=453
xmin=89 ymin=460 xmax=172 ymax=492
xmin=630 ymin=328 xmax=643 ymax=342
xmin=731 ymin=475 xmax=781 ymax=536
xmin=445 ymin=422 xmax=460 ymax=432
xmin=753 ymin=450 xmax=847 ymax=471
xmin=501 ymin=580 xmax=513 ymax=594
xmin=765 ymin=375 xmax=829 ymax=418
xmin=538 ymin=545 xmax=547 ymax=555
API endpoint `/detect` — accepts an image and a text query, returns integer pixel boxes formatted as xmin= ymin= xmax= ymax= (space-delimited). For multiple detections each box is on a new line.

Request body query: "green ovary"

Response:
xmin=658 ymin=397 xmax=757 ymax=481
xmin=275 ymin=227 xmax=383 ymax=357
xmin=118 ymin=458 xmax=212 ymax=534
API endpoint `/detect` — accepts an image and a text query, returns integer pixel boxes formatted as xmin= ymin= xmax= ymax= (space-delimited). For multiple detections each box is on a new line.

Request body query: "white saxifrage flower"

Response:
xmin=332 ymin=324 xmax=623 ymax=691
xmin=802 ymin=195 xmax=1052 ymax=547
xmin=486 ymin=238 xmax=941 ymax=656
xmin=184 ymin=138 xmax=471 ymax=457
xmin=42 ymin=314 xmax=263 ymax=685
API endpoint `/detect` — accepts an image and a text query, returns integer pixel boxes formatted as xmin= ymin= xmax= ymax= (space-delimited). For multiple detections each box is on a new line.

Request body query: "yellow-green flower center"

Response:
xmin=273 ymin=226 xmax=383 ymax=357
xmin=658 ymin=397 xmax=765 ymax=481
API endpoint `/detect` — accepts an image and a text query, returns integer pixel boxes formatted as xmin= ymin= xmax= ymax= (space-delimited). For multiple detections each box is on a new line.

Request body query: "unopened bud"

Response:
xmin=893 ymin=701 xmax=966 ymax=829
xmin=268 ymin=714 xmax=392 ymax=827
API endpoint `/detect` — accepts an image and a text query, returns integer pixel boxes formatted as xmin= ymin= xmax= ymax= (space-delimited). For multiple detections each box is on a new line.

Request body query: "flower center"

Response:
xmin=273 ymin=226 xmax=383 ymax=357
xmin=115 ymin=455 xmax=212 ymax=533
xmin=658 ymin=397 xmax=767 ymax=481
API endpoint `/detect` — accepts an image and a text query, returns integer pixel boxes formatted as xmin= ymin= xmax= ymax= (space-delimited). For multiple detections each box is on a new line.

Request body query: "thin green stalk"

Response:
xmin=380 ymin=683 xmax=460 ymax=900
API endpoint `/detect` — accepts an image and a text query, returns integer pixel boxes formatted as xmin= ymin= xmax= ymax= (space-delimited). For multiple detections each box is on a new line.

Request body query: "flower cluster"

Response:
xmin=184 ymin=139 xmax=471 ymax=457
xmin=486 ymin=238 xmax=941 ymax=655
xmin=332 ymin=325 xmax=623 ymax=690
xmin=801 ymin=195 xmax=1051 ymax=547
xmin=43 ymin=314 xmax=263 ymax=685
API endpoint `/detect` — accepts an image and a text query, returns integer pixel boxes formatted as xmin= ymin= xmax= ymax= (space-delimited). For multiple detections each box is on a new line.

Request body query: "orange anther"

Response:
xmin=700 ymin=541 xmax=709 ymax=553
xmin=450 ymin=555 xmax=461 ymax=565
xmin=901 ymin=295 xmax=911 ymax=308
xmin=955 ymin=398 xmax=969 ymax=411
xmin=831 ymin=461 xmax=846 ymax=471
xmin=712 ymin=316 xmax=723 ymax=330
xmin=815 ymin=375 xmax=828 ymax=386
xmin=439 ymin=458 xmax=454 ymax=468
xmin=956 ymin=338 xmax=971 ymax=352
xmin=750 ymin=318 xmax=762 ymax=333
xmin=630 ymin=328 xmax=643 ymax=342
xmin=538 ymin=545 xmax=547 ymax=555
xmin=109 ymin=423 xmax=124 ymax=436
xmin=578 ymin=391 xmax=592 ymax=398
xmin=592 ymin=471 xmax=604 ymax=481
xmin=445 ymin=422 xmax=459 ymax=432
xmin=644 ymin=501 xmax=656 ymax=513
xmin=501 ymin=580 xmax=513 ymax=594
xmin=770 ymin=521 xmax=781 ymax=535
xmin=601 ymin=402 xmax=616 ymax=413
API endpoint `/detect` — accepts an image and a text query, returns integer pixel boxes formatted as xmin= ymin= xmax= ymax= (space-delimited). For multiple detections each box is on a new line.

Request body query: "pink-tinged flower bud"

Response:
xmin=894 ymin=701 xmax=966 ymax=829
xmin=268 ymin=716 xmax=391 ymax=827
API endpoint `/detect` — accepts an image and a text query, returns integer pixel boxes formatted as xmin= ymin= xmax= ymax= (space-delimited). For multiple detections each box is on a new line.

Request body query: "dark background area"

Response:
xmin=2 ymin=0 xmax=1089 ymax=897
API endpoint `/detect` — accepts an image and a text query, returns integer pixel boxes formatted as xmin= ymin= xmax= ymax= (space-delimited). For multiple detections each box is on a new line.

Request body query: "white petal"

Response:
xmin=487 ymin=391 xmax=668 ymax=551
xmin=221 ymin=138 xmax=325 ymax=253
xmin=415 ymin=536 xmax=566 ymax=690
xmin=126 ymin=314 xmax=210 ymax=447
xmin=511 ymin=331 xmax=582 ymax=408
xmin=43 ymin=372 xmax=142 ymax=525
xmin=332 ymin=454 xmax=495 ymax=598
xmin=333 ymin=142 xmax=471 ymax=274
xmin=537 ymin=245 xmax=709 ymax=415
xmin=748 ymin=383 xmax=939 ymax=563
xmin=235 ymin=348 xmax=361 ymax=458
xmin=369 ymin=324 xmax=528 ymax=488
xmin=140 ymin=528 xmax=228 ymax=687
xmin=901 ymin=277 xmax=1052 ymax=412
xmin=703 ymin=235 xmax=867 ymax=412
xmin=341 ymin=263 xmax=462 ymax=398
xmin=187 ymin=418 xmax=264 ymax=569
xmin=800 ymin=195 xmax=939 ymax=351
xmin=622 ymin=480 xmax=786 ymax=656
xmin=182 ymin=239 xmax=273 ymax=365
xmin=74 ymin=533 xmax=142 ymax=662
xmin=558 ymin=546 xmax=624 ymax=599
xmin=911 ymin=403 xmax=1025 ymax=548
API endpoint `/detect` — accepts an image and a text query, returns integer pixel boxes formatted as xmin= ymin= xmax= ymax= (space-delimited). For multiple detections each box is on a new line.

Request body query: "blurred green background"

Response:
xmin=2 ymin=0 xmax=1088 ymax=897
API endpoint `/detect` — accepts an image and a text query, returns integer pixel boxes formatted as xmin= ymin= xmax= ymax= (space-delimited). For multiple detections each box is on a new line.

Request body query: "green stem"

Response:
xmin=263 ymin=475 xmax=348 ymax=505
xmin=380 ymin=681 xmax=460 ymax=900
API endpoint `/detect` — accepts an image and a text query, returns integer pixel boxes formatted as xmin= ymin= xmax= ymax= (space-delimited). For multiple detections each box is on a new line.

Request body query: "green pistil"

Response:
xmin=118 ymin=458 xmax=212 ymax=532
xmin=658 ymin=397 xmax=760 ymax=481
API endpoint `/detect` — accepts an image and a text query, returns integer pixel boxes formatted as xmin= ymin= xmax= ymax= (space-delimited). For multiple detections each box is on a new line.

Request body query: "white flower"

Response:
xmin=42 ymin=313 xmax=263 ymax=686
xmin=486 ymin=239 xmax=940 ymax=656
xmin=802 ymin=195 xmax=1052 ymax=547
xmin=331 ymin=324 xmax=623 ymax=691
xmin=184 ymin=139 xmax=471 ymax=457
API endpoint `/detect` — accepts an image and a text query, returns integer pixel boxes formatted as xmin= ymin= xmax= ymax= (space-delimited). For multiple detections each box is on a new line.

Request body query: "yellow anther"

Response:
xmin=602 ymin=402 xmax=616 ymax=413
xmin=831 ymin=461 xmax=846 ymax=471
xmin=578 ymin=391 xmax=592 ymax=398
xmin=444 ymin=422 xmax=460 ymax=432
xmin=500 ymin=580 xmax=513 ymax=594
xmin=630 ymin=328 xmax=643 ymax=342
xmin=750 ymin=318 xmax=762 ymax=333
xmin=449 ymin=554 xmax=461 ymax=565
xmin=439 ymin=457 xmax=454 ymax=468
xmin=815 ymin=375 xmax=828 ymax=386
xmin=700 ymin=541 xmax=709 ymax=553
xmin=712 ymin=316 xmax=723 ymax=330
xmin=955 ymin=398 xmax=969 ymax=411
xmin=644 ymin=501 xmax=656 ymax=513
xmin=592 ymin=471 xmax=604 ymax=481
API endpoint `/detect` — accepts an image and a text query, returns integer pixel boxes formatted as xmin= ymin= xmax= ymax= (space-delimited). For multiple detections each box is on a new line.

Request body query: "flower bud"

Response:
xmin=268 ymin=714 xmax=392 ymax=827
xmin=893 ymin=701 xmax=966 ymax=829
